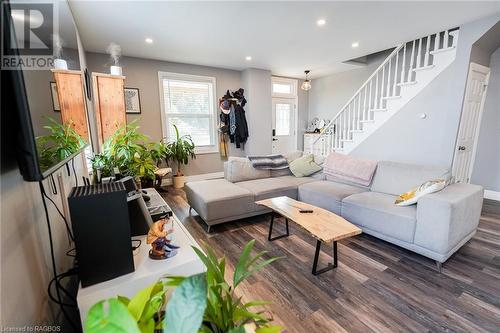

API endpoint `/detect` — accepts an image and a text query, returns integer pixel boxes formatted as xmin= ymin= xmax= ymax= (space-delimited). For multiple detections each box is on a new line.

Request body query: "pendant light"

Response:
xmin=301 ymin=70 xmax=312 ymax=91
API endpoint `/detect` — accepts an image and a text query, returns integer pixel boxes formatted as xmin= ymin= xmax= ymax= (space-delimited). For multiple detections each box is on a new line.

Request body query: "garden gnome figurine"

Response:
xmin=147 ymin=218 xmax=178 ymax=260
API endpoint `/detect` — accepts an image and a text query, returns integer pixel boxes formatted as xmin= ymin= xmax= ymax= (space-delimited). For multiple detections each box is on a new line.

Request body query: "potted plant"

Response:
xmin=36 ymin=117 xmax=86 ymax=171
xmin=85 ymin=240 xmax=282 ymax=333
xmin=165 ymin=124 xmax=196 ymax=189
xmin=128 ymin=146 xmax=157 ymax=188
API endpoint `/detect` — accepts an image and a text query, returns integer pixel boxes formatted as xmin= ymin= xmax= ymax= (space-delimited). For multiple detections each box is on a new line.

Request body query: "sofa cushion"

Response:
xmin=342 ymin=192 xmax=417 ymax=243
xmin=371 ymin=161 xmax=450 ymax=196
xmin=276 ymin=175 xmax=318 ymax=187
xmin=224 ymin=157 xmax=270 ymax=183
xmin=236 ymin=177 xmax=298 ymax=202
xmin=289 ymin=154 xmax=322 ymax=177
xmin=270 ymin=151 xmax=303 ymax=177
xmin=298 ymin=180 xmax=366 ymax=215
xmin=184 ymin=179 xmax=255 ymax=222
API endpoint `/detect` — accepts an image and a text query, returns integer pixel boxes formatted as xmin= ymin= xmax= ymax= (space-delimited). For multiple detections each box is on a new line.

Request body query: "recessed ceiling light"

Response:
xmin=351 ymin=42 xmax=359 ymax=48
xmin=145 ymin=38 xmax=153 ymax=44
xmin=245 ymin=56 xmax=252 ymax=61
xmin=316 ymin=19 xmax=326 ymax=26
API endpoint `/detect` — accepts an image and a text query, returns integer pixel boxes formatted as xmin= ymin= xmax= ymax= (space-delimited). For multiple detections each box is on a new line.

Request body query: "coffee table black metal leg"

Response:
xmin=268 ymin=214 xmax=289 ymax=241
xmin=312 ymin=240 xmax=338 ymax=275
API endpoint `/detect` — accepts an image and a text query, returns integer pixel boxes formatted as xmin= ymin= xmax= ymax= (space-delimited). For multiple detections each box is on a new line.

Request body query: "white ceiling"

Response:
xmin=69 ymin=1 xmax=500 ymax=78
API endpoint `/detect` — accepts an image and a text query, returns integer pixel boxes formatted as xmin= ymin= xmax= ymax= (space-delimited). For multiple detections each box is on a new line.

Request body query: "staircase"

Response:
xmin=311 ymin=28 xmax=459 ymax=156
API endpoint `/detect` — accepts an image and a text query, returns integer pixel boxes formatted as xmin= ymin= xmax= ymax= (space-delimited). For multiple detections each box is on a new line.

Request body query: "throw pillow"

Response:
xmin=395 ymin=179 xmax=447 ymax=206
xmin=289 ymin=154 xmax=322 ymax=177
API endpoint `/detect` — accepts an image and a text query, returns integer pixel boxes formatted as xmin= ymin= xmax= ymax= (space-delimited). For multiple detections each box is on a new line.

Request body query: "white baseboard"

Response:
xmin=160 ymin=171 xmax=224 ymax=186
xmin=484 ymin=190 xmax=500 ymax=201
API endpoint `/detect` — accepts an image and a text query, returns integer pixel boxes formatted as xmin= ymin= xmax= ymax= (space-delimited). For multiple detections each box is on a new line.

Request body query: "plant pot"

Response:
xmin=141 ymin=178 xmax=154 ymax=189
xmin=172 ymin=175 xmax=186 ymax=189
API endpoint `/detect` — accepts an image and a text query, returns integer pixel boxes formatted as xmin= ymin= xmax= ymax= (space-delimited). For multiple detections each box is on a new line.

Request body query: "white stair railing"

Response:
xmin=312 ymin=28 xmax=458 ymax=155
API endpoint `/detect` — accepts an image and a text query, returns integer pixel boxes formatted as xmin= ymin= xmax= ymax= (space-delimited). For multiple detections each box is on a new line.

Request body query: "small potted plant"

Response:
xmin=165 ymin=124 xmax=196 ymax=189
xmin=128 ymin=147 xmax=157 ymax=188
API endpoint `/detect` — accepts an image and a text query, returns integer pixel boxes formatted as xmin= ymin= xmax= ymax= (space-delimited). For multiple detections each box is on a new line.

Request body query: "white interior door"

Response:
xmin=452 ymin=62 xmax=490 ymax=183
xmin=272 ymin=98 xmax=297 ymax=154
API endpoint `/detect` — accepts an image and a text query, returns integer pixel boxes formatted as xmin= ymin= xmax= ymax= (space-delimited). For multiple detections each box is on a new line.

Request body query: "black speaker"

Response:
xmin=68 ymin=183 xmax=134 ymax=287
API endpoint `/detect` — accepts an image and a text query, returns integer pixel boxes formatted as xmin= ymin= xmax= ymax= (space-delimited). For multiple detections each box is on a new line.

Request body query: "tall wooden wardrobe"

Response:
xmin=52 ymin=69 xmax=90 ymax=142
xmin=92 ymin=73 xmax=127 ymax=149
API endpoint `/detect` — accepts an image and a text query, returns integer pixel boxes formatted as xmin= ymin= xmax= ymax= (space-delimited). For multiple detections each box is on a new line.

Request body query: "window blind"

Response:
xmin=162 ymin=78 xmax=215 ymax=148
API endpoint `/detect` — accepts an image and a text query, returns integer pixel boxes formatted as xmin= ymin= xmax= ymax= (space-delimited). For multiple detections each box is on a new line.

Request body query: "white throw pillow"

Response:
xmin=395 ymin=179 xmax=447 ymax=206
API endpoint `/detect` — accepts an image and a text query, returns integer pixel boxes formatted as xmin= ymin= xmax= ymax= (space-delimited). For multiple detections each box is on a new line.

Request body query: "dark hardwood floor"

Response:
xmin=161 ymin=188 xmax=500 ymax=333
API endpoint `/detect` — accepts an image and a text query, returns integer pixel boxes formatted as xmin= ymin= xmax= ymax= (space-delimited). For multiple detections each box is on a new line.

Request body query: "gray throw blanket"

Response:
xmin=247 ymin=154 xmax=288 ymax=170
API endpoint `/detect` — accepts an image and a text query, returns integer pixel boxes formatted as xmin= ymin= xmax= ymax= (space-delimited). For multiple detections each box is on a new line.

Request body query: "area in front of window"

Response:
xmin=160 ymin=73 xmax=217 ymax=151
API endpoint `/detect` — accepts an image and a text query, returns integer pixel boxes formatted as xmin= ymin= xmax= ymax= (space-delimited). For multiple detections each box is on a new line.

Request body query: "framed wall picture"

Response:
xmin=124 ymin=87 xmax=141 ymax=114
xmin=50 ymin=82 xmax=61 ymax=112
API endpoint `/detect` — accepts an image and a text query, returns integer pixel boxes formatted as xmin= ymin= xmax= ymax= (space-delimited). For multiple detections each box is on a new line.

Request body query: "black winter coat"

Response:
xmin=230 ymin=104 xmax=249 ymax=148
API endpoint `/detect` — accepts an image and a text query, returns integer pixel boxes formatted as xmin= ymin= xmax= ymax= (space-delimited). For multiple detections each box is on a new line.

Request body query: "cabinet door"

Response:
xmin=95 ymin=75 xmax=126 ymax=145
xmin=53 ymin=71 xmax=89 ymax=142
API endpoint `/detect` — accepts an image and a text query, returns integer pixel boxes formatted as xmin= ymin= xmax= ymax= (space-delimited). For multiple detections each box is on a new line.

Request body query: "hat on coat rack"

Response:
xmin=219 ymin=100 xmax=231 ymax=114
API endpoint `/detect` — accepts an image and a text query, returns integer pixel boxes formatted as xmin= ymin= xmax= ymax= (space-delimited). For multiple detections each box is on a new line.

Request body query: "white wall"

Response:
xmin=85 ymin=52 xmax=244 ymax=175
xmin=307 ymin=51 xmax=389 ymax=121
xmin=85 ymin=54 xmax=308 ymax=173
xmin=242 ymin=69 xmax=273 ymax=155
xmin=1 ymin=155 xmax=86 ymax=327
xmin=350 ymin=15 xmax=500 ymax=168
xmin=471 ymin=47 xmax=500 ymax=192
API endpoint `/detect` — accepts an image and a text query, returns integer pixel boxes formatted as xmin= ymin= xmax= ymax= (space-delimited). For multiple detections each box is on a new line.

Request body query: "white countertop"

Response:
xmin=77 ymin=191 xmax=205 ymax=325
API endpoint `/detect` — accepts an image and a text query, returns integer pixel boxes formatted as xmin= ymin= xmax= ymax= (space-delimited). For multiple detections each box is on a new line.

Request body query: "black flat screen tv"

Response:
xmin=1 ymin=1 xmax=89 ymax=181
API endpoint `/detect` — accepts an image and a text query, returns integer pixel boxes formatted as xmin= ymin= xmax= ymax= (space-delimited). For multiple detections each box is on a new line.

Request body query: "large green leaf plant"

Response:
xmin=91 ymin=121 xmax=171 ymax=182
xmin=36 ymin=117 xmax=86 ymax=171
xmin=165 ymin=124 xmax=196 ymax=176
xmin=84 ymin=240 xmax=282 ymax=333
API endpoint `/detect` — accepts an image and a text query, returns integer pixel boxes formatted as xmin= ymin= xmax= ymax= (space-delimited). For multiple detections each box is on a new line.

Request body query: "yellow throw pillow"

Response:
xmin=395 ymin=179 xmax=447 ymax=206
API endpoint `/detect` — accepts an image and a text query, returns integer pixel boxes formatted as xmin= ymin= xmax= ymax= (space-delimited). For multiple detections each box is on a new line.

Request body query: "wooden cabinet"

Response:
xmin=92 ymin=73 xmax=126 ymax=148
xmin=52 ymin=69 xmax=89 ymax=142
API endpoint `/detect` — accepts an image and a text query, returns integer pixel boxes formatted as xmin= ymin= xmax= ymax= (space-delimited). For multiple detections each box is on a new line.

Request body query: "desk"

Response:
xmin=77 ymin=189 xmax=205 ymax=325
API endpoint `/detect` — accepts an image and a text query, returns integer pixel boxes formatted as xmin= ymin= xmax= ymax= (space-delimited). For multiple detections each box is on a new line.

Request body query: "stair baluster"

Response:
xmin=313 ymin=28 xmax=458 ymax=155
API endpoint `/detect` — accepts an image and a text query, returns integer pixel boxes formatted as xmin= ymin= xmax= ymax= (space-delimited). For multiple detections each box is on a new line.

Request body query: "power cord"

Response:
xmin=39 ymin=181 xmax=81 ymax=332
xmin=71 ymin=158 xmax=78 ymax=187
xmin=132 ymin=239 xmax=142 ymax=251
xmin=48 ymin=268 xmax=79 ymax=307
xmin=40 ymin=183 xmax=74 ymax=242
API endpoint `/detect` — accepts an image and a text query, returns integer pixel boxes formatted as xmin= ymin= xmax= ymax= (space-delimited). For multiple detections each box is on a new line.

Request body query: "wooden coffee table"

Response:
xmin=256 ymin=196 xmax=362 ymax=275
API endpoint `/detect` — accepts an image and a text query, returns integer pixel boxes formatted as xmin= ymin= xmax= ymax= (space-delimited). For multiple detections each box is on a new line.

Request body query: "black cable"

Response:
xmin=132 ymin=238 xmax=142 ymax=250
xmin=40 ymin=183 xmax=74 ymax=242
xmin=39 ymin=182 xmax=81 ymax=332
xmin=49 ymin=175 xmax=58 ymax=195
xmin=48 ymin=271 xmax=78 ymax=307
xmin=71 ymin=159 xmax=78 ymax=187
xmin=66 ymin=248 xmax=76 ymax=258
xmin=66 ymin=163 xmax=71 ymax=177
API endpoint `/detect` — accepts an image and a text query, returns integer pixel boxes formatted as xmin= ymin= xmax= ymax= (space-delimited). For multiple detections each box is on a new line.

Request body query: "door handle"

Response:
xmin=458 ymin=146 xmax=466 ymax=151
xmin=272 ymin=138 xmax=278 ymax=141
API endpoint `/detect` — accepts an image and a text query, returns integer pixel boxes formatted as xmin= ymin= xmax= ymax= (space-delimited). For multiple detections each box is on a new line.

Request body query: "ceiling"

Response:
xmin=69 ymin=1 xmax=500 ymax=78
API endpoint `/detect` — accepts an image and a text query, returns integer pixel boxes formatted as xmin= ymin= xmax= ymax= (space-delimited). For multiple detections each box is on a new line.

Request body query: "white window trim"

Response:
xmin=158 ymin=71 xmax=218 ymax=154
xmin=272 ymin=76 xmax=298 ymax=98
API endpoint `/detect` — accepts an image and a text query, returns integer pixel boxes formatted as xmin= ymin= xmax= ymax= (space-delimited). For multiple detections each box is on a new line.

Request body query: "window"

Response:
xmin=159 ymin=72 xmax=217 ymax=153
xmin=272 ymin=77 xmax=297 ymax=98
xmin=275 ymin=103 xmax=291 ymax=135
xmin=272 ymin=83 xmax=292 ymax=95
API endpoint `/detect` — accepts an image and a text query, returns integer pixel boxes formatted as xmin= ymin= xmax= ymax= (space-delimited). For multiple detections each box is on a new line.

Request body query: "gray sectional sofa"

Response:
xmin=185 ymin=153 xmax=484 ymax=269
